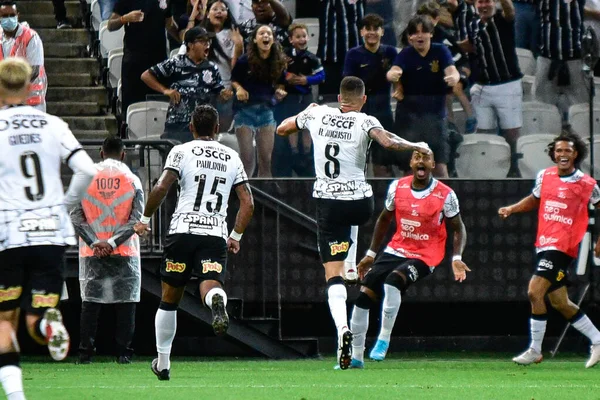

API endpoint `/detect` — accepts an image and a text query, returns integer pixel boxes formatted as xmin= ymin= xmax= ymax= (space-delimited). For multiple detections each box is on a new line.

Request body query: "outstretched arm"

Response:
xmin=369 ymin=127 xmax=432 ymax=154
xmin=447 ymin=214 xmax=470 ymax=282
xmin=276 ymin=103 xmax=319 ymax=136
xmin=498 ymin=194 xmax=540 ymax=219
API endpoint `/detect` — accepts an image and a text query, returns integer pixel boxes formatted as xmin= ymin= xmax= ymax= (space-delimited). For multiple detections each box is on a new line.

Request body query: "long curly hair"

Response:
xmin=547 ymin=130 xmax=588 ymax=167
xmin=247 ymin=25 xmax=287 ymax=84
xmin=201 ymin=0 xmax=238 ymax=63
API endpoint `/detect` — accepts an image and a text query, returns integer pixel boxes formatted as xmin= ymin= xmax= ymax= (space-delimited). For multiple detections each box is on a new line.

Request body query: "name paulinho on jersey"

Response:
xmin=296 ymin=105 xmax=383 ymax=201
xmin=164 ymin=140 xmax=247 ymax=239
xmin=0 ymin=107 xmax=82 ymax=251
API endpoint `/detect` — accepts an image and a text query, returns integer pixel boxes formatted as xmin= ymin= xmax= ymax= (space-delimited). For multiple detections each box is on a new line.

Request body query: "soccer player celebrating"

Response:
xmin=499 ymin=132 xmax=600 ymax=368
xmin=348 ymin=150 xmax=470 ymax=368
xmin=134 ymin=105 xmax=254 ymax=380
xmin=0 ymin=58 xmax=97 ymax=399
xmin=277 ymin=76 xmax=432 ymax=369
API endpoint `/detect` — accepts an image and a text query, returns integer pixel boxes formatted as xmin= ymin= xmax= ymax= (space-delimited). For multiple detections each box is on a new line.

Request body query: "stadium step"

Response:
xmin=45 ymin=58 xmax=99 ymax=76
xmin=62 ymin=115 xmax=118 ymax=132
xmin=36 ymin=28 xmax=89 ymax=44
xmin=17 ymin=0 xmax=82 ymax=16
xmin=283 ymin=338 xmax=320 ymax=357
xmin=47 ymin=87 xmax=108 ymax=105
xmin=72 ymin=129 xmax=111 ymax=139
xmin=244 ymin=318 xmax=281 ymax=337
xmin=47 ymin=73 xmax=96 ymax=87
xmin=24 ymin=14 xmax=83 ymax=29
xmin=45 ymin=43 xmax=89 ymax=58
xmin=47 ymin=101 xmax=105 ymax=116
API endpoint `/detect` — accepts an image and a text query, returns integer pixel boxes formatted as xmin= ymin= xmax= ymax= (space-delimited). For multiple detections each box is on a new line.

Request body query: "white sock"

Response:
xmin=344 ymin=226 xmax=358 ymax=274
xmin=572 ymin=314 xmax=600 ymax=345
xmin=0 ymin=365 xmax=25 ymax=400
xmin=204 ymin=287 xmax=227 ymax=309
xmin=155 ymin=309 xmax=177 ymax=371
xmin=529 ymin=316 xmax=547 ymax=353
xmin=38 ymin=318 xmax=48 ymax=339
xmin=378 ymin=284 xmax=401 ymax=342
xmin=350 ymin=306 xmax=369 ymax=362
xmin=327 ymin=284 xmax=348 ymax=334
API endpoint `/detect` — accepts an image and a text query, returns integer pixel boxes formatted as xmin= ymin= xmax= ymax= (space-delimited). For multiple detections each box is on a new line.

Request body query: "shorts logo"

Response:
xmin=538 ymin=259 xmax=553 ymax=270
xmin=165 ymin=261 xmax=186 ymax=273
xmin=0 ymin=286 xmax=22 ymax=302
xmin=330 ymin=241 xmax=350 ymax=256
xmin=407 ymin=265 xmax=419 ymax=282
xmin=202 ymin=261 xmax=223 ymax=274
xmin=557 ymin=271 xmax=565 ymax=282
xmin=31 ymin=293 xmax=59 ymax=308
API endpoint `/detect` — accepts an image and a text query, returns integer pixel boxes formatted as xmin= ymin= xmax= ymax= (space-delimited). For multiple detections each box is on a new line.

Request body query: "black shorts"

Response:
xmin=316 ymin=197 xmax=374 ymax=263
xmin=534 ymin=250 xmax=574 ymax=292
xmin=362 ymin=253 xmax=432 ymax=296
xmin=0 ymin=245 xmax=66 ymax=315
xmin=161 ymin=234 xmax=227 ymax=287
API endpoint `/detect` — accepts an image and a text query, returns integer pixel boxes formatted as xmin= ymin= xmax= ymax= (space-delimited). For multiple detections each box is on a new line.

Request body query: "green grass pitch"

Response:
xmin=22 ymin=353 xmax=600 ymax=400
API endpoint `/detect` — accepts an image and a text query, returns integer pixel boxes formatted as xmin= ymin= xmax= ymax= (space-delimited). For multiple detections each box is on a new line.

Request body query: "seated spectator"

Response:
xmin=239 ymin=0 xmax=291 ymax=49
xmin=232 ymin=24 xmax=287 ymax=177
xmin=52 ymin=0 xmax=72 ymax=28
xmin=467 ymin=0 xmax=523 ymax=177
xmin=343 ymin=13 xmax=397 ymax=177
xmin=179 ymin=0 xmax=244 ymax=130
xmin=273 ymin=23 xmax=325 ymax=177
xmin=387 ymin=15 xmax=460 ymax=178
xmin=141 ymin=27 xmax=231 ymax=143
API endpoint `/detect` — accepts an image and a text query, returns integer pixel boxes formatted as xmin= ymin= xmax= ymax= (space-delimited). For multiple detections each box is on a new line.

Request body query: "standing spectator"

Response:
xmin=108 ymin=0 xmax=178 ymax=119
xmin=447 ymin=0 xmax=477 ymax=42
xmin=343 ymin=13 xmax=397 ymax=177
xmin=70 ymin=137 xmax=144 ymax=365
xmin=231 ymin=24 xmax=287 ymax=177
xmin=238 ymin=0 xmax=291 ymax=48
xmin=0 ymin=1 xmax=47 ymax=111
xmin=273 ymin=23 xmax=325 ymax=177
xmin=533 ymin=0 xmax=587 ymax=121
xmin=134 ymin=105 xmax=254 ymax=381
xmin=365 ymin=0 xmax=396 ymax=46
xmin=387 ymin=15 xmax=460 ymax=178
xmin=230 ymin=0 xmax=254 ymax=23
xmin=51 ymin=0 xmax=72 ymax=28
xmin=468 ymin=0 xmax=523 ymax=177
xmin=513 ymin=0 xmax=539 ymax=56
xmin=178 ymin=0 xmax=208 ymax=40
xmin=99 ymin=0 xmax=119 ymax=21
xmin=142 ymin=26 xmax=230 ymax=143
xmin=585 ymin=2 xmax=600 ymax=76
xmin=318 ymin=0 xmax=365 ymax=96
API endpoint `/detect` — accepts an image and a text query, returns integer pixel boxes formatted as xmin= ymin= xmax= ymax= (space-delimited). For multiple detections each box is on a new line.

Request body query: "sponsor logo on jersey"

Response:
xmin=31 ymin=293 xmax=59 ymax=308
xmin=407 ymin=264 xmax=419 ymax=282
xmin=538 ymin=259 xmax=554 ymax=270
xmin=165 ymin=261 xmax=186 ymax=273
xmin=0 ymin=286 xmax=22 ymax=303
xmin=202 ymin=261 xmax=223 ymax=274
xmin=433 ymin=192 xmax=445 ymax=200
xmin=19 ymin=216 xmax=59 ymax=237
xmin=557 ymin=271 xmax=565 ymax=281
xmin=400 ymin=218 xmax=429 ymax=240
xmin=538 ymin=236 xmax=559 ymax=246
xmin=543 ymin=200 xmax=572 ymax=225
xmin=192 ymin=146 xmax=232 ymax=162
xmin=7 ymin=133 xmax=42 ymax=145
xmin=330 ymin=241 xmax=350 ymax=256
xmin=321 ymin=115 xmax=355 ymax=129
xmin=183 ymin=214 xmax=219 ymax=228
xmin=326 ymin=181 xmax=357 ymax=194
xmin=0 ymin=119 xmax=48 ymax=132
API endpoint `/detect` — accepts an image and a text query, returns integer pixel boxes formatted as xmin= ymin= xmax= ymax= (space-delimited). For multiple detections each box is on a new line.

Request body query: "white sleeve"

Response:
xmin=295 ymin=106 xmax=317 ymax=130
xmin=164 ymin=146 xmax=185 ymax=177
xmin=385 ymin=180 xmax=399 ymax=211
xmin=233 ymin=157 xmax=249 ymax=186
xmin=26 ymin=33 xmax=44 ymax=66
xmin=443 ymin=190 xmax=460 ymax=218
xmin=591 ymin=183 xmax=600 ymax=205
xmin=63 ymin=151 xmax=97 ymax=208
xmin=532 ymin=170 xmax=544 ymax=198
xmin=360 ymin=115 xmax=383 ymax=139
xmin=58 ymin=121 xmax=84 ymax=164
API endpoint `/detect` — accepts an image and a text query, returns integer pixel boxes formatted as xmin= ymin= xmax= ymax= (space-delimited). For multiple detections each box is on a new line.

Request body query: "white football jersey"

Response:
xmin=0 ymin=105 xmax=81 ymax=251
xmin=164 ymin=139 xmax=248 ymax=239
xmin=296 ymin=105 xmax=382 ymax=200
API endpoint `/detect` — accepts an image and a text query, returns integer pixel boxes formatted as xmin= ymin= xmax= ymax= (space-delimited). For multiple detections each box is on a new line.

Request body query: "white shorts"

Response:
xmin=470 ymin=79 xmax=523 ymax=130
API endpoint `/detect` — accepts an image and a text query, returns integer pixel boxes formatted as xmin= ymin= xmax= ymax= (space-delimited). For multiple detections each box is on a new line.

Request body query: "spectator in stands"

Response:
xmin=142 ymin=26 xmax=231 ymax=143
xmin=0 ymin=1 xmax=47 ymax=111
xmin=387 ymin=15 xmax=459 ymax=178
xmin=467 ymin=0 xmax=523 ymax=177
xmin=585 ymin=3 xmax=600 ymax=76
xmin=513 ymin=0 xmax=539 ymax=56
xmin=51 ymin=0 xmax=72 ymax=28
xmin=239 ymin=0 xmax=291 ymax=49
xmin=178 ymin=0 xmax=208 ymax=41
xmin=230 ymin=0 xmax=253 ymax=23
xmin=273 ymin=22 xmax=324 ymax=177
xmin=534 ymin=0 xmax=587 ymax=122
xmin=99 ymin=0 xmax=118 ymax=20
xmin=70 ymin=137 xmax=143 ymax=365
xmin=108 ymin=0 xmax=178 ymax=120
xmin=365 ymin=0 xmax=396 ymax=46
xmin=318 ymin=0 xmax=364 ymax=96
xmin=232 ymin=24 xmax=287 ymax=177
xmin=445 ymin=0 xmax=477 ymax=43
xmin=343 ymin=13 xmax=397 ymax=177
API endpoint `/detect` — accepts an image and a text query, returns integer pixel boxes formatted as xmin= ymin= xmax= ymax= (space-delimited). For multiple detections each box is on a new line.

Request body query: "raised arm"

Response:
xmin=499 ymin=0 xmax=515 ymax=21
xmin=227 ymin=182 xmax=255 ymax=254
xmin=369 ymin=127 xmax=431 ymax=154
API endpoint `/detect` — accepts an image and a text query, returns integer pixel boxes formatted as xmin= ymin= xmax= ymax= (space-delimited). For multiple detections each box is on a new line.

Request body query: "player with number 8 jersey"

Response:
xmin=277 ymin=76 xmax=432 ymax=370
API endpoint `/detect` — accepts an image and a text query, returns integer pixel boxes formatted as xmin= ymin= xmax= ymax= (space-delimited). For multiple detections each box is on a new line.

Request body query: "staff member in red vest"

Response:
xmin=343 ymin=150 xmax=469 ymax=369
xmin=70 ymin=137 xmax=144 ymax=365
xmin=499 ymin=132 xmax=600 ymax=368
xmin=0 ymin=1 xmax=47 ymax=111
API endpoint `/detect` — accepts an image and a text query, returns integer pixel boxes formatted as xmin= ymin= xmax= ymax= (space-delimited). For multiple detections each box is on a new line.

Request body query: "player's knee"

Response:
xmin=384 ymin=271 xmax=407 ymax=292
xmin=355 ymin=291 xmax=374 ymax=310
xmin=527 ymin=288 xmax=544 ymax=304
xmin=159 ymin=301 xmax=179 ymax=311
